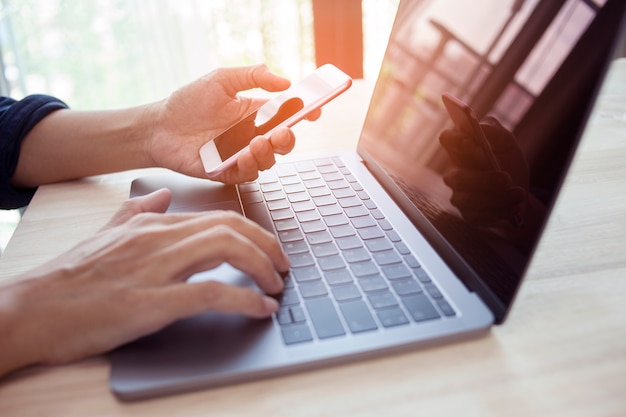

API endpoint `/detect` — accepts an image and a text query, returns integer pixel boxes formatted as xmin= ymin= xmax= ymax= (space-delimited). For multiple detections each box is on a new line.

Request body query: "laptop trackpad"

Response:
xmin=130 ymin=171 xmax=243 ymax=214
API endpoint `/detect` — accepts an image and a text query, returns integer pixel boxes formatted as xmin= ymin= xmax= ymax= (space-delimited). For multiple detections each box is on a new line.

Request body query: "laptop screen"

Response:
xmin=358 ymin=0 xmax=625 ymax=321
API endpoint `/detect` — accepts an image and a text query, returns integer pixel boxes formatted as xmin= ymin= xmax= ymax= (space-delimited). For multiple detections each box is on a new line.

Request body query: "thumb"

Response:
xmin=222 ymin=64 xmax=290 ymax=96
xmin=103 ymin=188 xmax=172 ymax=229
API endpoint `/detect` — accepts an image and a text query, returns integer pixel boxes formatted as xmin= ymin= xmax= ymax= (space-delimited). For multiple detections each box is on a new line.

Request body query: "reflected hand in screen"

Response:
xmin=439 ymin=116 xmax=529 ymax=228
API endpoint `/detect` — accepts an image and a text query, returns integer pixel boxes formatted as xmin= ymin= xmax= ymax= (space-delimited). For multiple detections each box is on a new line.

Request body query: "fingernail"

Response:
xmin=262 ymin=296 xmax=279 ymax=314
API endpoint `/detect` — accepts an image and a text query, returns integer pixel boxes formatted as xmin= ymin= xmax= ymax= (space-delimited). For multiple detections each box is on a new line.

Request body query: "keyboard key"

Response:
xmin=318 ymin=204 xmax=342 ymax=216
xmin=289 ymin=307 xmax=307 ymax=323
xmin=281 ymin=324 xmax=313 ymax=345
xmin=296 ymin=210 xmax=320 ymax=222
xmin=356 ymin=190 xmax=370 ymax=200
xmin=278 ymin=229 xmax=304 ymax=243
xmin=402 ymin=294 xmax=440 ymax=322
xmin=370 ymin=209 xmax=385 ymax=220
xmin=292 ymin=200 xmax=315 ymax=212
xmin=279 ymin=289 xmax=300 ymax=306
xmin=318 ymin=255 xmax=346 ymax=271
xmin=327 ymin=179 xmax=350 ymax=190
xmin=324 ymin=268 xmax=353 ymax=286
xmin=364 ymin=237 xmax=393 ymax=252
xmin=267 ymin=199 xmax=290 ymax=211
xmin=337 ymin=196 xmax=361 ymax=208
xmin=277 ymin=307 xmax=292 ymax=325
xmin=395 ymin=242 xmax=411 ymax=255
xmin=386 ymin=230 xmax=401 ymax=242
xmin=274 ymin=217 xmax=299 ymax=231
xmin=336 ymin=235 xmax=363 ymax=250
xmin=301 ymin=219 xmax=326 ymax=234
xmin=378 ymin=219 xmax=393 ymax=231
xmin=358 ymin=226 xmax=385 ymax=240
xmin=300 ymin=281 xmax=328 ymax=298
xmin=288 ymin=192 xmax=310 ymax=203
xmin=283 ymin=183 xmax=306 ymax=194
xmin=322 ymin=171 xmax=343 ymax=181
xmin=282 ymin=240 xmax=309 ymax=255
xmin=314 ymin=158 xmax=333 ymax=167
xmin=259 ymin=171 xmax=279 ymax=185
xmin=280 ymin=175 xmax=301 ymax=185
xmin=277 ymin=305 xmax=307 ymax=325
xmin=323 ymin=213 xmax=349 ymax=227
xmin=270 ymin=208 xmax=294 ymax=221
xmin=295 ymin=161 xmax=316 ymax=173
xmin=377 ymin=308 xmax=410 ymax=327
xmin=292 ymin=266 xmax=321 ymax=283
xmin=350 ymin=216 xmax=377 ymax=229
xmin=392 ymin=278 xmax=422 ymax=296
xmin=343 ymin=247 xmax=371 ymax=263
xmin=358 ymin=275 xmax=388 ymax=293
xmin=275 ymin=164 xmax=297 ymax=177
xmin=260 ymin=182 xmax=281 ymax=192
xmin=299 ymin=170 xmax=320 ymax=181
xmin=329 ymin=224 xmax=356 ymax=238
xmin=437 ymin=300 xmax=456 ymax=317
xmin=332 ymin=157 xmax=345 ymax=167
xmin=372 ymin=250 xmax=402 ymax=265
xmin=367 ymin=291 xmax=399 ymax=309
xmin=305 ymin=298 xmax=346 ymax=339
xmin=350 ymin=261 xmax=379 ymax=277
xmin=304 ymin=178 xmax=325 ymax=189
xmin=332 ymin=188 xmax=356 ymax=199
xmin=339 ymin=300 xmax=378 ymax=333
xmin=289 ymin=253 xmax=315 ymax=268
xmin=318 ymin=165 xmax=339 ymax=174
xmin=344 ymin=205 xmax=369 ymax=218
xmin=363 ymin=199 xmax=377 ymax=209
xmin=311 ymin=242 xmax=339 ymax=258
xmin=414 ymin=268 xmax=432 ymax=283
xmin=404 ymin=254 xmax=421 ymax=268
xmin=347 ymin=176 xmax=360 ymax=186
xmin=308 ymin=186 xmax=331 ymax=197
xmin=425 ymin=283 xmax=443 ymax=299
xmin=382 ymin=264 xmax=412 ymax=280
xmin=238 ymin=182 xmax=259 ymax=193
xmin=264 ymin=190 xmax=286 ymax=201
xmin=313 ymin=195 xmax=336 ymax=206
xmin=332 ymin=284 xmax=361 ymax=301
xmin=305 ymin=230 xmax=333 ymax=245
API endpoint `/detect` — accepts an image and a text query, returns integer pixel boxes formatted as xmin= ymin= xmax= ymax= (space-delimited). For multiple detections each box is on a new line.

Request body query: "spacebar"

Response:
xmin=243 ymin=202 xmax=275 ymax=234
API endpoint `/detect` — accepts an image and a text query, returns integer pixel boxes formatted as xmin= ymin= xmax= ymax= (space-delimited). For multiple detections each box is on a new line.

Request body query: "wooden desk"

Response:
xmin=1 ymin=59 xmax=625 ymax=416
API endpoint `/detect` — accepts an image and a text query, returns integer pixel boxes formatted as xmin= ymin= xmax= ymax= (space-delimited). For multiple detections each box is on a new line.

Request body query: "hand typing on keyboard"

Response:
xmin=0 ymin=188 xmax=290 ymax=379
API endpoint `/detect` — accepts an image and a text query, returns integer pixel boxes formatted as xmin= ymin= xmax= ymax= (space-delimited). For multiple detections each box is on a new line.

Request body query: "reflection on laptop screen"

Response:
xmin=359 ymin=0 xmax=625 ymax=320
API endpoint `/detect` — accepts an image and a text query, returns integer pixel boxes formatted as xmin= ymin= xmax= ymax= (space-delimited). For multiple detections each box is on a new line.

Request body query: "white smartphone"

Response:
xmin=200 ymin=64 xmax=352 ymax=178
xmin=441 ymin=93 xmax=501 ymax=171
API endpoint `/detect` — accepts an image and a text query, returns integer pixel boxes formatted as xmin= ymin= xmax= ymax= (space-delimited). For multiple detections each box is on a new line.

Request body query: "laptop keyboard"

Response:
xmin=238 ymin=157 xmax=456 ymax=345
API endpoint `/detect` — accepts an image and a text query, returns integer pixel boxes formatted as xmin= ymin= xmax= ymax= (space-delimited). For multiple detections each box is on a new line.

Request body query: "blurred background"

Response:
xmin=0 ymin=0 xmax=398 ymax=251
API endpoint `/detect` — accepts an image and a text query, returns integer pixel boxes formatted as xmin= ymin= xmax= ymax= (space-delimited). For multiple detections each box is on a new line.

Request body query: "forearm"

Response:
xmin=11 ymin=102 xmax=162 ymax=188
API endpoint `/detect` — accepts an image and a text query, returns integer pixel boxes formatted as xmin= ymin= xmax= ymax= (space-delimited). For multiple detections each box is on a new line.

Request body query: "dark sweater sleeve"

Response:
xmin=0 ymin=94 xmax=68 ymax=209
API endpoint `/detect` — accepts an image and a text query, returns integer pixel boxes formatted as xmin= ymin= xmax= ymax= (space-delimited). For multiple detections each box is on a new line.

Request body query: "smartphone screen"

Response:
xmin=200 ymin=64 xmax=352 ymax=176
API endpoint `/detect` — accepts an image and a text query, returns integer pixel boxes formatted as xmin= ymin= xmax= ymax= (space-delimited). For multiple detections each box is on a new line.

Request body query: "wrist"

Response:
xmin=0 ymin=280 xmax=43 ymax=377
xmin=136 ymin=100 xmax=165 ymax=168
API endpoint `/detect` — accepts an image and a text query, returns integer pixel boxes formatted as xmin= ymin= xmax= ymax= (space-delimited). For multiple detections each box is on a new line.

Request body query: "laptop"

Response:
xmin=110 ymin=0 xmax=626 ymax=400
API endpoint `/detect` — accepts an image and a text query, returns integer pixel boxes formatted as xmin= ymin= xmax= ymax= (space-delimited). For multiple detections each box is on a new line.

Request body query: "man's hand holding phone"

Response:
xmin=146 ymin=64 xmax=307 ymax=184
xmin=199 ymin=64 xmax=352 ymax=179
